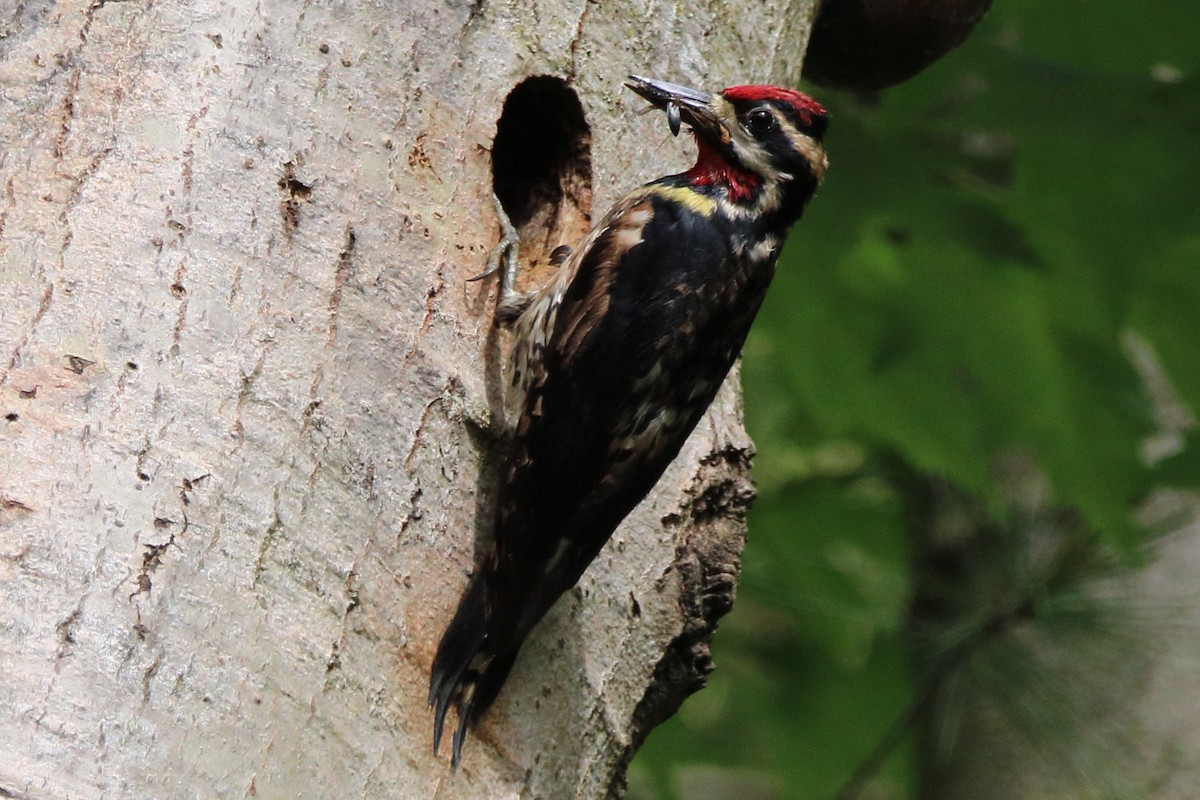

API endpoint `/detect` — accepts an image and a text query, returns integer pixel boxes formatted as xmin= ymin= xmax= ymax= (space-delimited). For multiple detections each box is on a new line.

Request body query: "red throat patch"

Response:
xmin=687 ymin=137 xmax=761 ymax=203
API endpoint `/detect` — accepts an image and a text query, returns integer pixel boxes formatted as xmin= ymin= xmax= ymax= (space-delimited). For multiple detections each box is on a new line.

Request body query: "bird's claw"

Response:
xmin=465 ymin=263 xmax=497 ymax=282
xmin=469 ymin=192 xmax=522 ymax=299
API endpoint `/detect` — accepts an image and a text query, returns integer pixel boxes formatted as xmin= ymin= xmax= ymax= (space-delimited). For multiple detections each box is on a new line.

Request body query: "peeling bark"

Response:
xmin=0 ymin=1 xmax=817 ymax=796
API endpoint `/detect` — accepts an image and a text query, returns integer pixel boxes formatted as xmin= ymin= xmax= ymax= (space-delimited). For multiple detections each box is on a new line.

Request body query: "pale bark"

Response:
xmin=0 ymin=1 xmax=817 ymax=797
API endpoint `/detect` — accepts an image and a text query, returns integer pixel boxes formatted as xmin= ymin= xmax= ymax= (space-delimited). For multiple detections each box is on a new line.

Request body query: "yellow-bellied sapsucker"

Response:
xmin=430 ymin=75 xmax=829 ymax=765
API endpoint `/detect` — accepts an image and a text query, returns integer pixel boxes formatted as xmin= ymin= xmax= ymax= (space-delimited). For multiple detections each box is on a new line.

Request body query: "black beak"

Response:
xmin=625 ymin=75 xmax=729 ymax=146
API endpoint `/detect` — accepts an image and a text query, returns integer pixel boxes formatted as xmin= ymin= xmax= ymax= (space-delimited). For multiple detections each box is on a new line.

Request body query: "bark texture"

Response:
xmin=0 ymin=1 xmax=817 ymax=797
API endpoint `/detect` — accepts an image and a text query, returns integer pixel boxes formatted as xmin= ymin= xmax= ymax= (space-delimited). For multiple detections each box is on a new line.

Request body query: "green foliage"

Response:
xmin=631 ymin=3 xmax=1200 ymax=799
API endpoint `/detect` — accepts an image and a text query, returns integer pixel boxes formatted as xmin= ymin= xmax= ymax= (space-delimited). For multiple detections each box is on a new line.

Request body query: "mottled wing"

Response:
xmin=485 ymin=186 xmax=769 ymax=648
xmin=503 ymin=193 xmax=651 ymax=424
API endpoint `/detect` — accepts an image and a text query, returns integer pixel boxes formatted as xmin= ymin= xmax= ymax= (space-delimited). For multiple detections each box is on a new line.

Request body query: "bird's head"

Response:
xmin=626 ymin=75 xmax=828 ymax=213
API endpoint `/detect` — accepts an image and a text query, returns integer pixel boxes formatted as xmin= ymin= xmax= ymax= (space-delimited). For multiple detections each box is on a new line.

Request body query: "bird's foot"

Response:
xmin=467 ymin=192 xmax=522 ymax=304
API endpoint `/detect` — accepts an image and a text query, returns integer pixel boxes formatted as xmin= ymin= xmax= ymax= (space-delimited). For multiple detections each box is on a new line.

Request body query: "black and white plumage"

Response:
xmin=430 ymin=75 xmax=829 ymax=765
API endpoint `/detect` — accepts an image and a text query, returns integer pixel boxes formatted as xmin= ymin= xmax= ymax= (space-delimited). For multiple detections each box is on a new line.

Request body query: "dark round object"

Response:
xmin=803 ymin=0 xmax=993 ymax=92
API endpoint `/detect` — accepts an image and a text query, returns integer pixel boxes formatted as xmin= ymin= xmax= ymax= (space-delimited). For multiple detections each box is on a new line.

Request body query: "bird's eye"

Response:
xmin=744 ymin=108 xmax=776 ymax=137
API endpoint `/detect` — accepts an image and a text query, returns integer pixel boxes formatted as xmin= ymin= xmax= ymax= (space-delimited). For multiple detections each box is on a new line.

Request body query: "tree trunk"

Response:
xmin=0 ymin=1 xmax=818 ymax=796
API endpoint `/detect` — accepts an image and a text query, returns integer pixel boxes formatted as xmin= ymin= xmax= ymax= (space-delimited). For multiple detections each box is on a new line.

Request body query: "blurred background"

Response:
xmin=629 ymin=1 xmax=1200 ymax=798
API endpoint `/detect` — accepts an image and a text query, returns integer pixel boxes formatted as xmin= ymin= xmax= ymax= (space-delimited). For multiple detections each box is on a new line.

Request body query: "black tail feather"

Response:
xmin=429 ymin=575 xmax=528 ymax=767
xmin=445 ymin=645 xmax=521 ymax=766
xmin=430 ymin=576 xmax=488 ymax=760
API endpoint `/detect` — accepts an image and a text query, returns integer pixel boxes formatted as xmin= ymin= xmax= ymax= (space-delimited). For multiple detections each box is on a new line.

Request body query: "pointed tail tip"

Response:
xmin=430 ymin=671 xmax=454 ymax=760
xmin=430 ymin=649 xmax=478 ymax=768
xmin=429 ymin=574 xmax=491 ymax=767
xmin=432 ymin=713 xmax=444 ymax=759
xmin=430 ymin=686 xmax=469 ymax=769
xmin=451 ymin=704 xmax=472 ymax=768
xmin=431 ymin=667 xmax=474 ymax=769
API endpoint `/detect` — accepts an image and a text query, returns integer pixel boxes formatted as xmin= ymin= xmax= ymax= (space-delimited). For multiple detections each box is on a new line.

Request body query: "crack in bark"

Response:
xmin=0 ymin=284 xmax=54 ymax=388
xmin=326 ymin=224 xmax=356 ymax=351
xmin=53 ymin=68 xmax=82 ymax=161
xmin=141 ymin=652 xmax=163 ymax=703
xmin=130 ymin=497 xmax=191 ymax=603
xmin=56 ymin=144 xmax=114 ymax=288
xmin=54 ymin=607 xmax=83 ymax=666
xmin=401 ymin=262 xmax=446 ymax=373
xmin=181 ymin=143 xmax=195 ymax=197
xmin=403 ymin=387 xmax=455 ymax=473
xmin=178 ymin=106 xmax=207 ymax=221
xmin=233 ymin=344 xmax=271 ymax=446
xmin=566 ymin=0 xmax=594 ymax=82
xmin=457 ymin=0 xmax=486 ymax=34
xmin=397 ymin=486 xmax=424 ymax=541
xmin=278 ymin=159 xmax=313 ymax=238
xmin=304 ymin=224 xmax=358 ymax=402
xmin=251 ymin=488 xmax=284 ymax=591
xmin=300 ymin=221 xmax=355 ymax=412
xmin=0 ymin=497 xmax=35 ymax=531
xmin=133 ymin=437 xmax=153 ymax=481
xmin=170 ymin=259 xmax=189 ymax=354
xmin=0 ymin=175 xmax=15 ymax=240
xmin=126 ymin=474 xmax=206 ymax=614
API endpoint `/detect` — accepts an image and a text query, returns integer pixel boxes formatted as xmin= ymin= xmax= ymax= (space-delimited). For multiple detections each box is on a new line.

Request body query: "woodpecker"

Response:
xmin=430 ymin=75 xmax=828 ymax=765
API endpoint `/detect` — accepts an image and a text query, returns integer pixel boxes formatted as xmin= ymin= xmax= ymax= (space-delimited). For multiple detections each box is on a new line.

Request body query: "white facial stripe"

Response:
xmin=708 ymin=95 xmax=827 ymax=216
xmin=782 ymin=123 xmax=828 ymax=183
xmin=712 ymin=96 xmax=737 ymax=146
xmin=729 ymin=126 xmax=772 ymax=175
